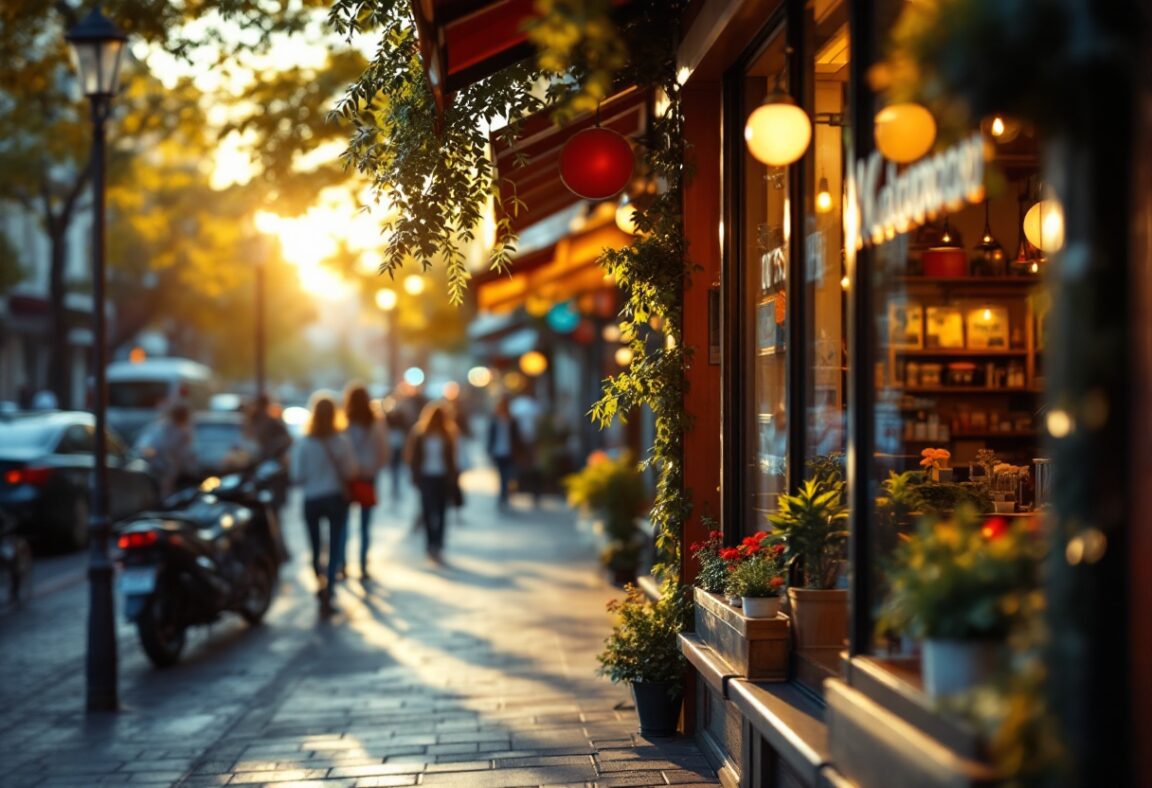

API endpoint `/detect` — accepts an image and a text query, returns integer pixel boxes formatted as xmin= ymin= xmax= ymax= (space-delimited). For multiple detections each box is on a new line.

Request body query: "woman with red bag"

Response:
xmin=339 ymin=384 xmax=391 ymax=581
xmin=290 ymin=394 xmax=357 ymax=616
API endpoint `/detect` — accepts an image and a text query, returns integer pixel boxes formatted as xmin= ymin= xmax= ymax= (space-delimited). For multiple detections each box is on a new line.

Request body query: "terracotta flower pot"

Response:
xmin=787 ymin=587 xmax=848 ymax=649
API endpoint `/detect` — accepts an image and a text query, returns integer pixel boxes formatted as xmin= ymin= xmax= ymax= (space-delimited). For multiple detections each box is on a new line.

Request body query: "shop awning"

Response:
xmin=413 ymin=0 xmax=635 ymax=111
xmin=476 ymin=203 xmax=630 ymax=314
xmin=491 ymin=85 xmax=650 ymax=234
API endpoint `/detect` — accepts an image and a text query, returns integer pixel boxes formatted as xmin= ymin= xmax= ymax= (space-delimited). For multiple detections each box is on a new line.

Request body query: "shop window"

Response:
xmin=802 ymin=4 xmax=849 ymax=472
xmin=738 ymin=28 xmax=791 ymax=536
xmin=858 ymin=120 xmax=1051 ymax=678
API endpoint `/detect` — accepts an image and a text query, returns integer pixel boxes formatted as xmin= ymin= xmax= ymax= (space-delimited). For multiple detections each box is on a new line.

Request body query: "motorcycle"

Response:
xmin=115 ymin=460 xmax=288 ymax=667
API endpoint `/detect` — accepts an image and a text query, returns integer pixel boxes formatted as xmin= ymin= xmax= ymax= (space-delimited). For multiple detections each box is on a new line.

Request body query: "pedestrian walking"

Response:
xmin=136 ymin=402 xmax=197 ymax=498
xmin=290 ymin=394 xmax=357 ymax=616
xmin=382 ymin=395 xmax=410 ymax=502
xmin=245 ymin=393 xmax=293 ymax=517
xmin=339 ymin=384 xmax=390 ymax=580
xmin=404 ymin=401 xmax=459 ymax=562
xmin=487 ymin=395 xmax=523 ymax=512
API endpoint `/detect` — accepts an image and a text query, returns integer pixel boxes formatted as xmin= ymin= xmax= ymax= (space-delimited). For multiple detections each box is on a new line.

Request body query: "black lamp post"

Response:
xmin=67 ymin=7 xmax=127 ymax=714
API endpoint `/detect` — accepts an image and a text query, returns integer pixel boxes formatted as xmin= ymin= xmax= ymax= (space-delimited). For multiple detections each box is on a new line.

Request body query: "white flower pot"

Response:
xmin=921 ymin=638 xmax=1000 ymax=698
xmin=741 ymin=596 xmax=781 ymax=618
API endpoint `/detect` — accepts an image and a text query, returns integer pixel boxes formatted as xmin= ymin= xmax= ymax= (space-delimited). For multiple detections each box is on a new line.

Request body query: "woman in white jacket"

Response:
xmin=340 ymin=384 xmax=391 ymax=580
xmin=291 ymin=394 xmax=357 ymax=616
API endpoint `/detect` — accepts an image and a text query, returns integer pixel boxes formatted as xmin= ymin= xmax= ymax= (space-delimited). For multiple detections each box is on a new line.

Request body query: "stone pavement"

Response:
xmin=4 ymin=467 xmax=719 ymax=788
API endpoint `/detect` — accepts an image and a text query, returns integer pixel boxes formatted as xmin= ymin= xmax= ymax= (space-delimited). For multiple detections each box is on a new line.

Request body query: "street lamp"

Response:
xmin=67 ymin=7 xmax=127 ymax=714
xmin=375 ymin=287 xmax=398 ymax=390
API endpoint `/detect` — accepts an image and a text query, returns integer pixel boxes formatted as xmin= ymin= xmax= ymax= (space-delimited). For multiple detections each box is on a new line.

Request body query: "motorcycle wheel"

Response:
xmin=137 ymin=584 xmax=186 ymax=668
xmin=238 ymin=557 xmax=276 ymax=626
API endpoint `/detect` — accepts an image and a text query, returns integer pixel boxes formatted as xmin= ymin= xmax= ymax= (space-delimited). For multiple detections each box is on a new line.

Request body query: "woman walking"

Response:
xmin=340 ymin=384 xmax=390 ymax=580
xmin=405 ymin=401 xmax=459 ymax=562
xmin=291 ymin=394 xmax=357 ymax=616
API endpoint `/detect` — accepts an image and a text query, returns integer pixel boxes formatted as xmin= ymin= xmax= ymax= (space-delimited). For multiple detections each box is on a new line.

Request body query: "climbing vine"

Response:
xmin=330 ymin=0 xmax=692 ymax=588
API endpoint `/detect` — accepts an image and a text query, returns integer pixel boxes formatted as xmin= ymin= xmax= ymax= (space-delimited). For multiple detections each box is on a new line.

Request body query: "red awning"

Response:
xmin=491 ymin=85 xmax=650 ymax=235
xmin=476 ymin=204 xmax=630 ymax=314
xmin=413 ymin=0 xmax=634 ymax=111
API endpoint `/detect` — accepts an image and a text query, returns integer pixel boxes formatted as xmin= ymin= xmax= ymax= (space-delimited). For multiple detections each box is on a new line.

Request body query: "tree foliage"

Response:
xmin=332 ymin=0 xmax=693 ymax=584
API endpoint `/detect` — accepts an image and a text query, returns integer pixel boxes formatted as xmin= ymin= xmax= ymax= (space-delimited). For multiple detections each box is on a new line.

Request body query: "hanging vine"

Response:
xmin=330 ymin=0 xmax=693 ymax=589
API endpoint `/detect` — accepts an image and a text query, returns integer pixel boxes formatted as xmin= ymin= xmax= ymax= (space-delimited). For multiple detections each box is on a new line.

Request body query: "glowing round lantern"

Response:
xmin=744 ymin=93 xmax=811 ymax=166
xmin=546 ymin=301 xmax=580 ymax=333
xmin=559 ymin=127 xmax=634 ymax=200
xmin=1023 ymin=199 xmax=1065 ymax=253
xmin=874 ymin=102 xmax=936 ymax=163
xmin=525 ymin=294 xmax=551 ymax=317
xmin=519 ymin=351 xmax=548 ymax=377
xmin=614 ymin=347 xmax=634 ymax=366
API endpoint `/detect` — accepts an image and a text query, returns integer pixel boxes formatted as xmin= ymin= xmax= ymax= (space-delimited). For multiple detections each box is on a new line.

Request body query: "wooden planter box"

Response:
xmin=693 ymin=588 xmax=789 ymax=681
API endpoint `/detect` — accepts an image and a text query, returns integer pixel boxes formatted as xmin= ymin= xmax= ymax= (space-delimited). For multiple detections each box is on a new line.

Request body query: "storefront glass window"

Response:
xmin=862 ymin=127 xmax=1051 ymax=666
xmin=803 ymin=2 xmax=849 ymax=472
xmin=740 ymin=30 xmax=791 ymax=534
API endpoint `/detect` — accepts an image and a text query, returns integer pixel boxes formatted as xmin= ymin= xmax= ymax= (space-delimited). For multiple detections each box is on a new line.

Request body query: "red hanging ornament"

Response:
xmin=559 ymin=127 xmax=634 ymax=200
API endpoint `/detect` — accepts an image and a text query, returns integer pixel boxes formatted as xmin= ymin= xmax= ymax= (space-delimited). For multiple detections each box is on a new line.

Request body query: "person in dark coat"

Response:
xmin=487 ymin=395 xmax=523 ymax=512
xmin=404 ymin=402 xmax=459 ymax=561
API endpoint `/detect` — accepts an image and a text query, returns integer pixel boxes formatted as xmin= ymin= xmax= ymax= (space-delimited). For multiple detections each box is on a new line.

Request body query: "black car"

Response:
xmin=0 ymin=412 xmax=159 ymax=551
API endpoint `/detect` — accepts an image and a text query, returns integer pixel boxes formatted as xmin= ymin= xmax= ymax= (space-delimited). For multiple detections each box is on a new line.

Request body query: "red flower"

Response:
xmin=769 ymin=576 xmax=786 ymax=588
xmin=719 ymin=547 xmax=741 ymax=562
xmin=981 ymin=516 xmax=1009 ymax=541
xmin=709 ymin=530 xmax=722 ymax=540
xmin=772 ymin=543 xmax=786 ymax=555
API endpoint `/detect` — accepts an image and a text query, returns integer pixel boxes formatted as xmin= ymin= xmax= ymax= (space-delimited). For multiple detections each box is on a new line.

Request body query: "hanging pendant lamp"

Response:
xmin=974 ymin=200 xmax=1006 ymax=275
xmin=744 ymin=79 xmax=811 ymax=166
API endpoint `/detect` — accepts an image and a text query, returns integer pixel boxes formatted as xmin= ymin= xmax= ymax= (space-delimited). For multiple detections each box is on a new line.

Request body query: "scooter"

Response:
xmin=115 ymin=460 xmax=288 ymax=667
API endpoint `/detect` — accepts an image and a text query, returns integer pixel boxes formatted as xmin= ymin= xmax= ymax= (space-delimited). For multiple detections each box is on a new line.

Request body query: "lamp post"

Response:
xmin=255 ymin=245 xmax=267 ymax=399
xmin=67 ymin=7 xmax=127 ymax=713
xmin=375 ymin=287 xmax=398 ymax=390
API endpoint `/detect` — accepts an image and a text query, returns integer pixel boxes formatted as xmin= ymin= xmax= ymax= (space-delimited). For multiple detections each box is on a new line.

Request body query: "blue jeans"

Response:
xmin=419 ymin=474 xmax=450 ymax=553
xmin=303 ymin=493 xmax=348 ymax=592
xmin=493 ymin=456 xmax=515 ymax=506
xmin=348 ymin=475 xmax=378 ymax=571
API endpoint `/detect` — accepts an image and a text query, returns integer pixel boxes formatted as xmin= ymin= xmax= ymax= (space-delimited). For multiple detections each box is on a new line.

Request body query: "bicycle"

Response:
xmin=0 ymin=510 xmax=32 ymax=607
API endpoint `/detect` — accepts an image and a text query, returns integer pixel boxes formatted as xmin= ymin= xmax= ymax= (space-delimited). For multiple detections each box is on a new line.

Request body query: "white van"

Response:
xmin=107 ymin=357 xmax=213 ymax=443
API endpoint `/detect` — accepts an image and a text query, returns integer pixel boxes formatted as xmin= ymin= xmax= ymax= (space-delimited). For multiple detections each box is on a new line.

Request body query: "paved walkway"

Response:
xmin=6 ymin=467 xmax=719 ymax=788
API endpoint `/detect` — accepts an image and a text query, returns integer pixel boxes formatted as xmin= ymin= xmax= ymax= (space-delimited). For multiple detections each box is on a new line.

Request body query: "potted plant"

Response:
xmin=724 ymin=535 xmax=787 ymax=618
xmin=877 ymin=507 xmax=1042 ymax=699
xmin=597 ymin=583 xmax=692 ymax=736
xmin=688 ymin=526 xmax=728 ymax=595
xmin=564 ymin=450 xmax=647 ymax=584
xmin=766 ymin=477 xmax=849 ymax=648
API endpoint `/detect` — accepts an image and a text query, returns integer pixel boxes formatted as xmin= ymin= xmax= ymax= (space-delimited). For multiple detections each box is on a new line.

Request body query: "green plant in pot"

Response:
xmin=724 ymin=535 xmax=787 ymax=618
xmin=597 ymin=583 xmax=692 ymax=737
xmin=767 ymin=477 xmax=849 ymax=648
xmin=877 ymin=506 xmax=1042 ymax=699
xmin=564 ymin=451 xmax=647 ymax=584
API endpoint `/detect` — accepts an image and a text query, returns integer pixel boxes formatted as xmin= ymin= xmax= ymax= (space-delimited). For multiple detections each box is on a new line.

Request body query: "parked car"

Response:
xmin=0 ymin=412 xmax=159 ymax=551
xmin=188 ymin=411 xmax=258 ymax=478
xmin=107 ymin=357 xmax=213 ymax=444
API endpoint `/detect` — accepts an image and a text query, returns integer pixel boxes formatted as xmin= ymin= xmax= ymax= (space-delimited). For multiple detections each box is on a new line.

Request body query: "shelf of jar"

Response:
xmin=903 ymin=431 xmax=1035 ymax=441
xmin=895 ymin=276 xmax=1041 ymax=287
xmin=891 ymin=385 xmax=1042 ymax=394
xmin=892 ymin=348 xmax=1029 ymax=357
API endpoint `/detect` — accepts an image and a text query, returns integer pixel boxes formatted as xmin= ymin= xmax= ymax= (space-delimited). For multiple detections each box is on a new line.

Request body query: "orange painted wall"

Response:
xmin=679 ymin=85 xmax=724 ymax=585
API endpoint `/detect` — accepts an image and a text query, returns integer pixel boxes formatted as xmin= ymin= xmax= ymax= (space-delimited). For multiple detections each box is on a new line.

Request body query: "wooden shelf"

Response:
xmin=893 ymin=386 xmax=1041 ymax=394
xmin=904 ymin=431 xmax=1035 ymax=441
xmin=893 ymin=348 xmax=1028 ymax=357
xmin=896 ymin=276 xmax=1040 ymax=287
